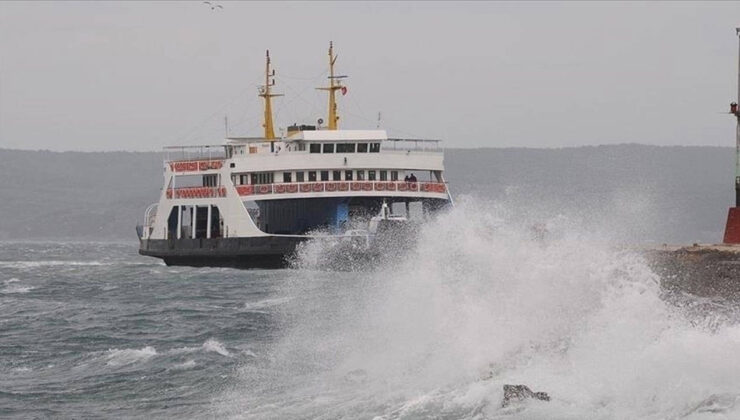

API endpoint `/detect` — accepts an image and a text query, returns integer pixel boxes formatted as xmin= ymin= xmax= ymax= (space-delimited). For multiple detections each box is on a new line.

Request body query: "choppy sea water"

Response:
xmin=3 ymin=201 xmax=740 ymax=419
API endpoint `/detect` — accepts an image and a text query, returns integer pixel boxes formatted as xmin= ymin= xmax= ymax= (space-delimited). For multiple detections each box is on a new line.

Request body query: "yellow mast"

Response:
xmin=259 ymin=50 xmax=282 ymax=140
xmin=316 ymin=42 xmax=346 ymax=130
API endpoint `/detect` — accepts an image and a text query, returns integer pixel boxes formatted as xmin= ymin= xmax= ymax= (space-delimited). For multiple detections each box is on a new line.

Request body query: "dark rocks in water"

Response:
xmin=502 ymin=384 xmax=551 ymax=407
xmin=643 ymin=246 xmax=740 ymax=299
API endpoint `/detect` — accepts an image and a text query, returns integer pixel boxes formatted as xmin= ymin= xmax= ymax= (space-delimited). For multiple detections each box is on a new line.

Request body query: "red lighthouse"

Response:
xmin=723 ymin=29 xmax=740 ymax=244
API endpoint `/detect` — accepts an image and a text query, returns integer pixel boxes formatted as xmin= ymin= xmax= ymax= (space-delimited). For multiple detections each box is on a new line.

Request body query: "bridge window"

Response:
xmin=368 ymin=170 xmax=376 ymax=181
xmin=357 ymin=143 xmax=368 ymax=153
xmin=203 ymin=174 xmax=218 ymax=187
xmin=391 ymin=171 xmax=398 ymax=181
xmin=357 ymin=170 xmax=365 ymax=181
xmin=323 ymin=143 xmax=334 ymax=153
xmin=308 ymin=171 xmax=317 ymax=182
xmin=336 ymin=143 xmax=355 ymax=153
xmin=333 ymin=170 xmax=341 ymax=181
xmin=345 ymin=170 xmax=353 ymax=181
xmin=380 ymin=170 xmax=387 ymax=181
xmin=370 ymin=143 xmax=380 ymax=153
xmin=251 ymin=172 xmax=274 ymax=185
xmin=296 ymin=171 xmax=305 ymax=182
xmin=283 ymin=172 xmax=292 ymax=183
xmin=310 ymin=143 xmax=321 ymax=153
xmin=321 ymin=171 xmax=329 ymax=181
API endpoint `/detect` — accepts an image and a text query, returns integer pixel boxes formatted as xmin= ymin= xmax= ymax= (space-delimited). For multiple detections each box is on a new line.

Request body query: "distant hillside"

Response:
xmin=444 ymin=145 xmax=734 ymax=244
xmin=0 ymin=145 xmax=734 ymax=243
xmin=0 ymin=149 xmax=163 ymax=241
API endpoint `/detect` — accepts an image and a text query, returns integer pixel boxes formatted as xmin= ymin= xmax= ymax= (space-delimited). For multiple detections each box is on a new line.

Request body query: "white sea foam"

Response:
xmin=106 ymin=346 xmax=157 ymax=366
xmin=243 ymin=297 xmax=293 ymax=311
xmin=173 ymin=360 xmax=197 ymax=370
xmin=2 ymin=279 xmax=33 ymax=294
xmin=219 ymin=198 xmax=740 ymax=419
xmin=203 ymin=339 xmax=231 ymax=357
xmin=167 ymin=346 xmax=201 ymax=355
xmin=0 ymin=260 xmax=108 ymax=269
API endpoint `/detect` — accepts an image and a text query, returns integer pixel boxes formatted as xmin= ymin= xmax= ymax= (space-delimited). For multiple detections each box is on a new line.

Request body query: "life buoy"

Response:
xmin=275 ymin=184 xmax=286 ymax=194
xmin=338 ymin=182 xmax=349 ymax=191
xmin=259 ymin=185 xmax=270 ymax=194
xmin=397 ymin=183 xmax=408 ymax=191
xmin=409 ymin=183 xmax=418 ymax=191
xmin=423 ymin=183 xmax=433 ymax=192
xmin=286 ymin=184 xmax=298 ymax=193
xmin=312 ymin=183 xmax=323 ymax=192
xmin=374 ymin=182 xmax=385 ymax=191
xmin=386 ymin=182 xmax=396 ymax=191
xmin=199 ymin=161 xmax=208 ymax=171
xmin=362 ymin=183 xmax=373 ymax=191
xmin=300 ymin=183 xmax=311 ymax=193
xmin=326 ymin=183 xmax=337 ymax=192
xmin=351 ymin=182 xmax=362 ymax=191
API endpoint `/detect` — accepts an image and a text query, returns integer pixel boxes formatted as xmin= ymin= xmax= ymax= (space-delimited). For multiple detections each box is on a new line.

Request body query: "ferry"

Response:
xmin=137 ymin=43 xmax=453 ymax=268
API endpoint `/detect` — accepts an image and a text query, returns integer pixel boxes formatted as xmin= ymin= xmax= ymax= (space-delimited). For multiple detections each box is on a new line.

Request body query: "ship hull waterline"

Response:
xmin=139 ymin=236 xmax=307 ymax=269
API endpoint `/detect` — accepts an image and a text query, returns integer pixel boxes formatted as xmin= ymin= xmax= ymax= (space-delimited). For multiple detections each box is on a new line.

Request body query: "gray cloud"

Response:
xmin=1 ymin=1 xmax=739 ymax=151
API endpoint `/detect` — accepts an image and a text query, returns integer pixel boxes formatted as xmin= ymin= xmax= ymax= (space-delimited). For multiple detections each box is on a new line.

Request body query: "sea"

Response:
xmin=2 ymin=200 xmax=740 ymax=419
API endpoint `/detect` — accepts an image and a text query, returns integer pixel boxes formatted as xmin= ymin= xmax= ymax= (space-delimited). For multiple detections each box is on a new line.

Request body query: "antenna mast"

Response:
xmin=317 ymin=42 xmax=347 ymax=130
xmin=259 ymin=50 xmax=283 ymax=140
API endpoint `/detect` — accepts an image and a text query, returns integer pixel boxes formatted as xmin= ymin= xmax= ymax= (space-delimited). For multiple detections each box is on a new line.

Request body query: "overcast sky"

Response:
xmin=1 ymin=1 xmax=740 ymax=151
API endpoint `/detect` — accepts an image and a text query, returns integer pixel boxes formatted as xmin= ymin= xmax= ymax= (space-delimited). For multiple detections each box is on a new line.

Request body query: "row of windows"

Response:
xmin=309 ymin=142 xmax=381 ymax=154
xmin=235 ymin=170 xmax=404 ymax=185
xmin=283 ymin=170 xmax=399 ymax=183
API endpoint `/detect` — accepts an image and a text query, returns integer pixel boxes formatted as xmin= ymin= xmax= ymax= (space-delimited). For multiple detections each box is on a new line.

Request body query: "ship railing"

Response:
xmin=234 ymin=180 xmax=447 ymax=196
xmin=385 ymin=138 xmax=442 ymax=152
xmin=141 ymin=203 xmax=158 ymax=239
xmin=163 ymin=145 xmax=227 ymax=172
xmin=164 ymin=145 xmax=227 ymax=160
xmin=166 ymin=186 xmax=227 ymax=199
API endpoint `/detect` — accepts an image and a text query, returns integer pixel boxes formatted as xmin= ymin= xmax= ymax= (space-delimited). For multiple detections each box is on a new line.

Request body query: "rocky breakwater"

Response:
xmin=643 ymin=244 xmax=740 ymax=299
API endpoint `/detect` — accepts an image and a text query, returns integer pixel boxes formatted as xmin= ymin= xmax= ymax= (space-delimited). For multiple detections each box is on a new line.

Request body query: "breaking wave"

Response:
xmin=202 ymin=338 xmax=231 ymax=357
xmin=2 ymin=278 xmax=33 ymax=294
xmin=219 ymin=198 xmax=740 ymax=419
xmin=106 ymin=346 xmax=158 ymax=367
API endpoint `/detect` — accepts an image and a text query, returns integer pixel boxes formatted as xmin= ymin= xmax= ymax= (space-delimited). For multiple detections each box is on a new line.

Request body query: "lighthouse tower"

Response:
xmin=723 ymin=29 xmax=740 ymax=244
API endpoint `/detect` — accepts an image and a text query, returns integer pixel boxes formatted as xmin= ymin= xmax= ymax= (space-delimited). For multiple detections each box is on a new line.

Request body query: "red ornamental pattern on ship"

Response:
xmin=169 ymin=160 xmax=224 ymax=172
xmin=231 ymin=181 xmax=446 ymax=196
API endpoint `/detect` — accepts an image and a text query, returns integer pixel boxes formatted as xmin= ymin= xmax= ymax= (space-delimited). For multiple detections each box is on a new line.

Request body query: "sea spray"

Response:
xmin=220 ymin=199 xmax=740 ymax=419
